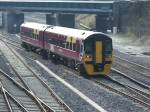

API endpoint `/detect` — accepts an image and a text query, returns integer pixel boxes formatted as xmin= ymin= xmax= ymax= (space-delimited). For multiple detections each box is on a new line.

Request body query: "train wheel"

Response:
xmin=25 ymin=44 xmax=31 ymax=52
xmin=31 ymin=46 xmax=36 ymax=52
xmin=48 ymin=52 xmax=53 ymax=60
xmin=21 ymin=42 xmax=30 ymax=51
xmin=63 ymin=59 xmax=68 ymax=66
xmin=51 ymin=55 xmax=55 ymax=63
xmin=54 ymin=55 xmax=59 ymax=64
xmin=41 ymin=50 xmax=48 ymax=60
xmin=21 ymin=42 xmax=26 ymax=48
xmin=70 ymin=60 xmax=75 ymax=69
xmin=51 ymin=54 xmax=59 ymax=64
xmin=79 ymin=64 xmax=88 ymax=77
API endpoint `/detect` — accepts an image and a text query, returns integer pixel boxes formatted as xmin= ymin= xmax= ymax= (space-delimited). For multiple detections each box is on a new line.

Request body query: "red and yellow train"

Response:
xmin=20 ymin=22 xmax=113 ymax=76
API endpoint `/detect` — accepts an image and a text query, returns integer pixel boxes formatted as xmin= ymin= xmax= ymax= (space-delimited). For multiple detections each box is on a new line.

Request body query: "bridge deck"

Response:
xmin=0 ymin=1 xmax=114 ymax=13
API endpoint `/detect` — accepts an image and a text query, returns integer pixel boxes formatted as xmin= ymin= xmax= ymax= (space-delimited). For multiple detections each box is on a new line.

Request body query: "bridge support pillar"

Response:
xmin=3 ymin=12 xmax=24 ymax=34
xmin=96 ymin=14 xmax=112 ymax=33
xmin=0 ymin=12 xmax=4 ymax=28
xmin=46 ymin=13 xmax=75 ymax=28
xmin=57 ymin=14 xmax=75 ymax=28
xmin=46 ymin=13 xmax=59 ymax=25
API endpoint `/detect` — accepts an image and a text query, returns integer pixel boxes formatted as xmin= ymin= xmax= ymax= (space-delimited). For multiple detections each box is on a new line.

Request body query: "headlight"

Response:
xmin=86 ymin=55 xmax=89 ymax=58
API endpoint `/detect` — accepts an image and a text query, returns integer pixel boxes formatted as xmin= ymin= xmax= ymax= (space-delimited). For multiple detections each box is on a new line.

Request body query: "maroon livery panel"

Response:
xmin=20 ymin=25 xmax=81 ymax=61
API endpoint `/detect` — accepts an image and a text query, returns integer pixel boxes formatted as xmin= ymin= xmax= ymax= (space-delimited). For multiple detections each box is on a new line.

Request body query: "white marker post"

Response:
xmin=36 ymin=60 xmax=107 ymax=112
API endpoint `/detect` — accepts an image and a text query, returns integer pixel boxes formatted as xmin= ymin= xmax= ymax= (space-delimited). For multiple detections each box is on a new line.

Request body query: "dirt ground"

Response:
xmin=111 ymin=33 xmax=150 ymax=57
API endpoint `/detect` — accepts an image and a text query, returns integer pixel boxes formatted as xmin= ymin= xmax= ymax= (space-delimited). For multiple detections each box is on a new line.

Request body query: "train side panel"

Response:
xmin=43 ymin=31 xmax=81 ymax=61
xmin=20 ymin=26 xmax=44 ymax=49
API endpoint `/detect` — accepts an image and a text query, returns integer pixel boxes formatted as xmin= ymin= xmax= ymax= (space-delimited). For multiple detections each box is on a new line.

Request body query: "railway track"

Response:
xmin=1 ymin=32 xmax=150 ymax=109
xmin=0 ymin=33 xmax=21 ymax=46
xmin=0 ymin=69 xmax=45 ymax=112
xmin=111 ymin=68 xmax=150 ymax=89
xmin=38 ymin=57 xmax=150 ymax=108
xmin=0 ymin=33 xmax=43 ymax=61
xmin=0 ymin=31 xmax=21 ymax=43
xmin=0 ymin=33 xmax=109 ymax=112
xmin=46 ymin=60 xmax=150 ymax=106
xmin=0 ymin=39 xmax=73 ymax=112
xmin=0 ymin=90 xmax=10 ymax=112
xmin=113 ymin=56 xmax=150 ymax=86
xmin=92 ymin=74 xmax=150 ymax=108
xmin=0 ymin=87 xmax=28 ymax=112
xmin=36 ymin=60 xmax=150 ymax=108
xmin=55 ymin=63 xmax=150 ymax=108
xmin=26 ymin=53 xmax=150 ymax=108
xmin=114 ymin=56 xmax=150 ymax=76
xmin=2 ymin=32 xmax=150 ymax=74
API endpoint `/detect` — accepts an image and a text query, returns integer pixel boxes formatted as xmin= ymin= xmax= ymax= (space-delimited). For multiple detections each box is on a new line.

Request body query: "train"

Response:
xmin=20 ymin=22 xmax=113 ymax=76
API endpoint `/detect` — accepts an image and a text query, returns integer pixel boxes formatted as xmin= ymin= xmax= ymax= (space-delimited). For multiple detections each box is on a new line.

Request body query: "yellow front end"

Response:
xmin=83 ymin=40 xmax=112 ymax=76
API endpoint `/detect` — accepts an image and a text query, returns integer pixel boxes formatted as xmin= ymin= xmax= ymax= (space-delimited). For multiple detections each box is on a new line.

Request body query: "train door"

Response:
xmin=95 ymin=41 xmax=102 ymax=64
xmin=83 ymin=38 xmax=103 ymax=75
xmin=94 ymin=39 xmax=104 ymax=72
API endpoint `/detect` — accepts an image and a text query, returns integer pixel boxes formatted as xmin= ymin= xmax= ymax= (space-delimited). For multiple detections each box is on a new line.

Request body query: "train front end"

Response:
xmin=82 ymin=33 xmax=113 ymax=76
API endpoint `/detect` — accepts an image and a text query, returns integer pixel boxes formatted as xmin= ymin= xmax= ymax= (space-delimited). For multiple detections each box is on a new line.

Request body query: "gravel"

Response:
xmin=114 ymin=48 xmax=150 ymax=68
xmin=21 ymin=51 xmax=150 ymax=112
xmin=112 ymin=61 xmax=150 ymax=86
xmin=1 ymin=13 xmax=150 ymax=111
xmin=0 ymin=41 xmax=72 ymax=112
xmin=109 ymin=71 xmax=149 ymax=93
xmin=1 ymin=32 xmax=149 ymax=112
xmin=0 ymin=51 xmax=14 ymax=75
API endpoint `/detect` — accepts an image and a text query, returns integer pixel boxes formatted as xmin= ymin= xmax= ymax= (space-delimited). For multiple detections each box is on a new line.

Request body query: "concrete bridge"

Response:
xmin=0 ymin=0 xmax=114 ymax=33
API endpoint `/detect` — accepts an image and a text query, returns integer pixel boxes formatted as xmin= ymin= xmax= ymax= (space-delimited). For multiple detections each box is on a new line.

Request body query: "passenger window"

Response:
xmin=35 ymin=34 xmax=36 ymax=39
xmin=76 ymin=44 xmax=80 ymax=52
xmin=66 ymin=42 xmax=69 ymax=49
xmin=54 ymin=39 xmax=58 ymax=45
xmin=36 ymin=35 xmax=38 ymax=40
xmin=48 ymin=39 xmax=52 ymax=44
xmin=63 ymin=42 xmax=66 ymax=48
xmin=59 ymin=41 xmax=65 ymax=48
xmin=56 ymin=40 xmax=59 ymax=46
xmin=34 ymin=34 xmax=35 ymax=39
xmin=57 ymin=40 xmax=61 ymax=46
xmin=73 ymin=43 xmax=76 ymax=51
xmin=52 ymin=39 xmax=56 ymax=45
xmin=33 ymin=34 xmax=35 ymax=39
xmin=69 ymin=43 xmax=72 ymax=50
xmin=31 ymin=33 xmax=34 ymax=38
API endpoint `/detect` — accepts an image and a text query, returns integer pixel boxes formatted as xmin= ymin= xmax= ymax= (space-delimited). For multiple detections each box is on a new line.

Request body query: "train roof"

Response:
xmin=21 ymin=22 xmax=110 ymax=40
xmin=21 ymin=22 xmax=50 ymax=31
